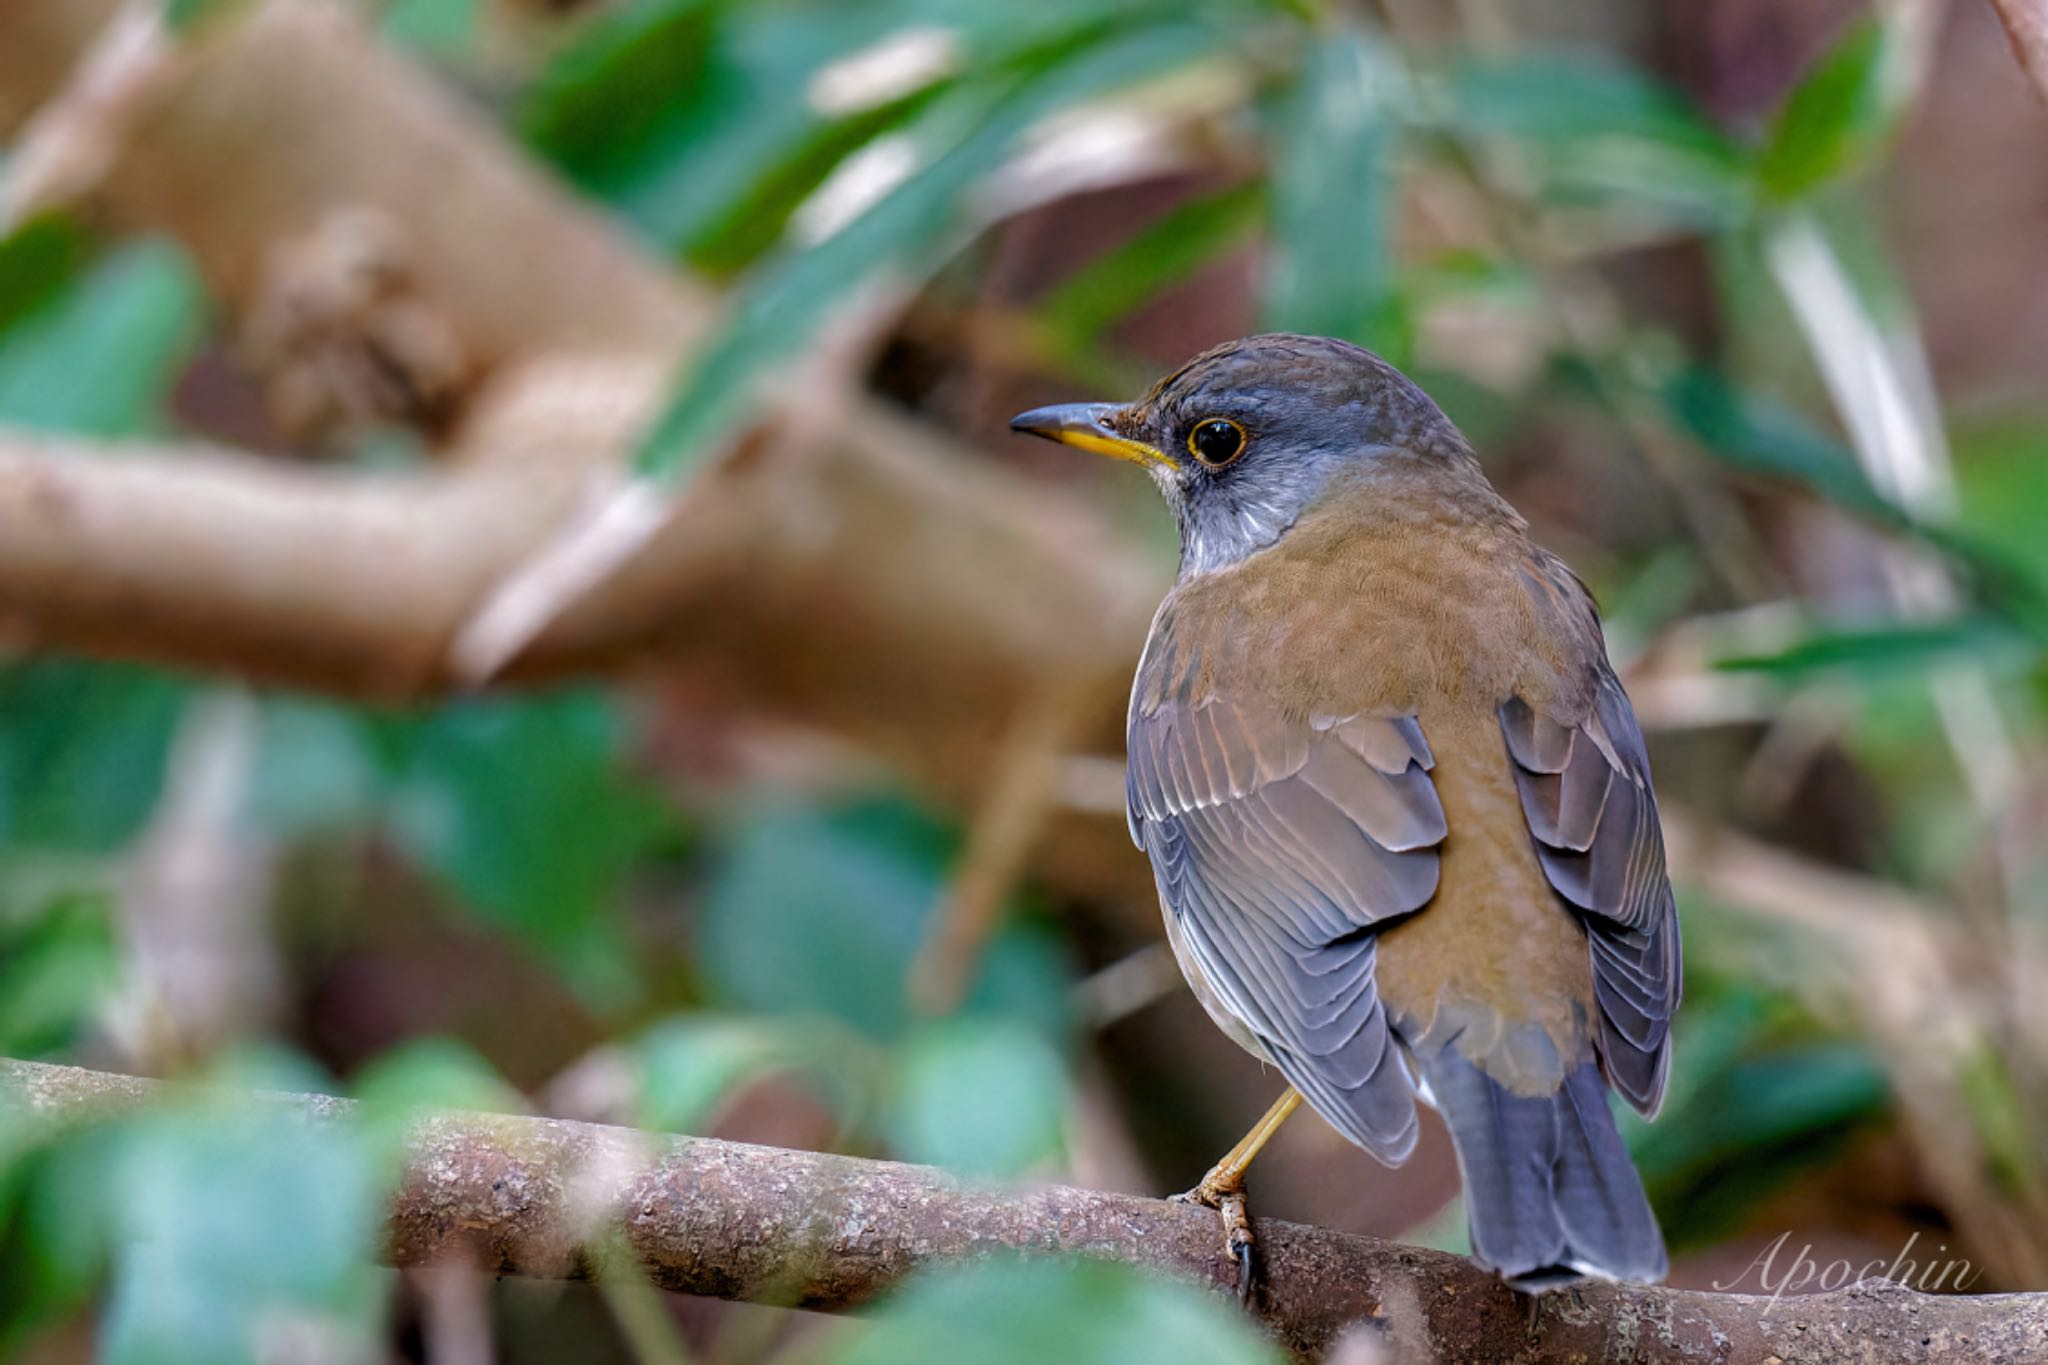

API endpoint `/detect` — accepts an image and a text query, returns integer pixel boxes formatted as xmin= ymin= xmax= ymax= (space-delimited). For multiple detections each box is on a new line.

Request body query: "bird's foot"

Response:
xmin=1171 ymin=1174 xmax=1257 ymax=1303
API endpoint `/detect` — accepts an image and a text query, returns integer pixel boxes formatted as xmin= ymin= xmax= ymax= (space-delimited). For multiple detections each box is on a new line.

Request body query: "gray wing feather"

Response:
xmin=1130 ymin=698 xmax=1445 ymax=1161
xmin=1499 ymin=677 xmax=1681 ymax=1116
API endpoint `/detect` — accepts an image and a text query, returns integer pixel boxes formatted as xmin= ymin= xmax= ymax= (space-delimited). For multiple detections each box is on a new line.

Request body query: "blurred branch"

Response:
xmin=909 ymin=679 xmax=1092 ymax=1015
xmin=0 ymin=411 xmax=1145 ymax=768
xmin=0 ymin=0 xmax=183 ymax=233
xmin=6 ymin=1056 xmax=2046 ymax=1365
xmin=0 ymin=1 xmax=1157 ymax=903
xmin=112 ymin=690 xmax=276 ymax=1067
xmin=0 ymin=0 xmax=693 ymax=369
xmin=1992 ymin=0 xmax=2048 ymax=108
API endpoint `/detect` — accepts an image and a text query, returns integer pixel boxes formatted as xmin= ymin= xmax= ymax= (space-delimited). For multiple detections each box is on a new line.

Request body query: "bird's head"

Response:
xmin=1011 ymin=333 xmax=1476 ymax=575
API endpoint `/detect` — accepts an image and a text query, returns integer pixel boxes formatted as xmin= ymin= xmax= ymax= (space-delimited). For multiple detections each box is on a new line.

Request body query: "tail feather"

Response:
xmin=1421 ymin=1048 xmax=1666 ymax=1290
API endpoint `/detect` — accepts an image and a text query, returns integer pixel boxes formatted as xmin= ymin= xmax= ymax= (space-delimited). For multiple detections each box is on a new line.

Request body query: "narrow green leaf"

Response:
xmin=685 ymin=84 xmax=951 ymax=277
xmin=1657 ymin=367 xmax=1901 ymax=523
xmin=1655 ymin=369 xmax=2048 ymax=638
xmin=1954 ymin=1042 xmax=2037 ymax=1199
xmin=1618 ymin=983 xmax=1892 ymax=1247
xmin=1263 ymin=28 xmax=1405 ymax=351
xmin=1041 ymin=183 xmax=1263 ymax=351
xmin=630 ymin=19 xmax=1225 ymax=485
xmin=519 ymin=0 xmax=723 ymax=191
xmin=1716 ymin=616 xmax=2032 ymax=680
xmin=1758 ymin=18 xmax=1905 ymax=202
xmin=1439 ymin=53 xmax=1752 ymax=224
xmin=522 ymin=1 xmax=1148 ymax=264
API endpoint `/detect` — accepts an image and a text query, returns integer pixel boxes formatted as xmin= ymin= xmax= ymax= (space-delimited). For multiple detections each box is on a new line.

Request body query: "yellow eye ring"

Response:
xmin=1186 ymin=416 xmax=1248 ymax=468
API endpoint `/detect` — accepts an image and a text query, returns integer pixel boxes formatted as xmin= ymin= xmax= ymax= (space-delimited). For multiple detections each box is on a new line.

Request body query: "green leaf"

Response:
xmin=351 ymin=1038 xmax=522 ymax=1125
xmin=1263 ymin=29 xmax=1405 ymax=350
xmin=382 ymin=693 xmax=673 ymax=1007
xmin=522 ymin=0 xmax=1163 ymax=265
xmin=0 ymin=890 xmax=117 ymax=1058
xmin=824 ymin=1256 xmax=1281 ymax=1365
xmin=887 ymin=1017 xmax=1069 ymax=1177
xmin=1660 ymin=371 xmax=2048 ymax=636
xmin=1040 ymin=184 xmax=1263 ymax=354
xmin=1716 ymin=616 xmax=2033 ymax=680
xmin=0 ymin=1122 xmax=122 ymax=1357
xmin=1955 ymin=419 xmax=2048 ymax=594
xmin=244 ymin=700 xmax=383 ymax=838
xmin=520 ymin=0 xmax=723 ymax=197
xmin=632 ymin=1013 xmax=879 ymax=1132
xmin=350 ymin=1039 xmax=523 ymax=1161
xmin=1439 ymin=53 xmax=1752 ymax=224
xmin=1758 ymin=18 xmax=1906 ymax=202
xmin=0 ymin=660 xmax=186 ymax=854
xmin=0 ymin=215 xmax=91 ymax=338
xmin=101 ymin=1102 xmax=385 ymax=1365
xmin=1656 ymin=367 xmax=1902 ymax=523
xmin=0 ymin=239 xmax=205 ymax=437
xmin=1617 ymin=982 xmax=1891 ymax=1248
xmin=627 ymin=17 xmax=1226 ymax=485
xmin=697 ymin=797 xmax=1073 ymax=1042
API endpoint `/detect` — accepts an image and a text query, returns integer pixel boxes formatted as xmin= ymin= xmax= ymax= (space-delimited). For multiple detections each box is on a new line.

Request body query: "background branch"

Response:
xmin=0 ymin=0 xmax=1157 ymax=832
xmin=5 ymin=1057 xmax=2044 ymax=1365
xmin=1992 ymin=0 xmax=2048 ymax=108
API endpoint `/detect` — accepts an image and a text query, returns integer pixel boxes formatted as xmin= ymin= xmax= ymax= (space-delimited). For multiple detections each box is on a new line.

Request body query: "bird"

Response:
xmin=1011 ymin=333 xmax=1678 ymax=1297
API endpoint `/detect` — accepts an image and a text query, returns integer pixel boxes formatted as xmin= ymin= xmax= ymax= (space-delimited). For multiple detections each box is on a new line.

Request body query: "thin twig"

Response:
xmin=909 ymin=680 xmax=1093 ymax=1014
xmin=1991 ymin=0 xmax=2048 ymax=109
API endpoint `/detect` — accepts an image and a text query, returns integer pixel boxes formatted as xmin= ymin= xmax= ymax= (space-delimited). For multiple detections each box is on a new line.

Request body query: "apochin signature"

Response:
xmin=1713 ymin=1231 xmax=1981 ymax=1310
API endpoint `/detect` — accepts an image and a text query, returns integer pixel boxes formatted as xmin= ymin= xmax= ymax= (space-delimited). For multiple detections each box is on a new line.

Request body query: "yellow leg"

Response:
xmin=1195 ymin=1087 xmax=1304 ymax=1195
xmin=1171 ymin=1087 xmax=1303 ymax=1303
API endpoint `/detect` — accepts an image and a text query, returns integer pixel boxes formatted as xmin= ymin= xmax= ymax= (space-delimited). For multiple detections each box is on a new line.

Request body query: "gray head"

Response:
xmin=1011 ymin=334 xmax=1475 ymax=575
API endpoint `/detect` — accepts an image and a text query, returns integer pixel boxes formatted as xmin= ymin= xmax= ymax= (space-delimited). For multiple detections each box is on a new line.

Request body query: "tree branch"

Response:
xmin=1992 ymin=0 xmax=2048 ymax=109
xmin=0 ymin=1 xmax=1157 ymax=866
xmin=4 ymin=1057 xmax=2043 ymax=1364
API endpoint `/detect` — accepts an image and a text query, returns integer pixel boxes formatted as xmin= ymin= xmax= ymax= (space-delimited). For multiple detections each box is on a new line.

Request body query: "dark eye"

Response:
xmin=1186 ymin=416 xmax=1247 ymax=468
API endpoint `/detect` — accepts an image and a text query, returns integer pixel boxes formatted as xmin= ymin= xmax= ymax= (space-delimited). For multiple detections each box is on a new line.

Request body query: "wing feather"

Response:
xmin=1499 ymin=676 xmax=1681 ymax=1116
xmin=1130 ymin=696 xmax=1445 ymax=1160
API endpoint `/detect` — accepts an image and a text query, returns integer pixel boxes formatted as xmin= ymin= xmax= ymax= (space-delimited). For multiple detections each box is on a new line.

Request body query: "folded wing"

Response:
xmin=1129 ymin=699 xmax=1447 ymax=1162
xmin=1499 ymin=674 xmax=1681 ymax=1116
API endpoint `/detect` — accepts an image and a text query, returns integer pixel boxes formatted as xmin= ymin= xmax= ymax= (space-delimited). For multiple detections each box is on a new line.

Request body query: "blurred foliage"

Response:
xmin=4 ymin=0 xmax=2048 ymax=1359
xmin=818 ymin=1256 xmax=1280 ymax=1365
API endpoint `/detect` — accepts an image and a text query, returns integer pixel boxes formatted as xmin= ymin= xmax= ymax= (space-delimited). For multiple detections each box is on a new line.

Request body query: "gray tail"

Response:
xmin=1422 ymin=1049 xmax=1667 ymax=1290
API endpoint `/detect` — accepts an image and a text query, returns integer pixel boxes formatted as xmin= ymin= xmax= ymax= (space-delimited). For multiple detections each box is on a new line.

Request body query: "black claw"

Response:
xmin=1234 ymin=1235 xmax=1256 ymax=1305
